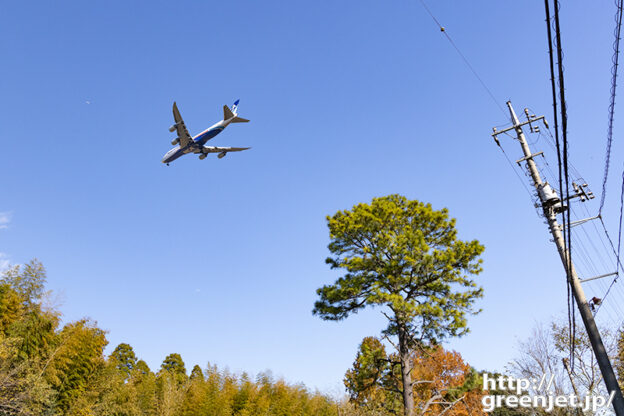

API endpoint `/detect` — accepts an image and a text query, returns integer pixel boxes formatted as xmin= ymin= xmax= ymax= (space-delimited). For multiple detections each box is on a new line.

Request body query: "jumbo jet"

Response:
xmin=161 ymin=100 xmax=250 ymax=165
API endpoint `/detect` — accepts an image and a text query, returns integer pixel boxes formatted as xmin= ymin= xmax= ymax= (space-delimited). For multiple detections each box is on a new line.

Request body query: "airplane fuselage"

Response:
xmin=161 ymin=118 xmax=233 ymax=164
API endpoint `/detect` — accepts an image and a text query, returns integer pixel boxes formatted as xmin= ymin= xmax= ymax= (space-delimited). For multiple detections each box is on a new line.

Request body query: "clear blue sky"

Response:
xmin=2 ymin=1 xmax=623 ymax=394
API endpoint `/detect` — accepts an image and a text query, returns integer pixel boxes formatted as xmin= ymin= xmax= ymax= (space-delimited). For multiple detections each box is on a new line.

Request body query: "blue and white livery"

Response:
xmin=161 ymin=100 xmax=250 ymax=165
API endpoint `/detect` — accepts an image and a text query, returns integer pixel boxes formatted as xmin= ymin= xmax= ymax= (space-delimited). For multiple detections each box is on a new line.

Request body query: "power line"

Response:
xmin=545 ymin=0 xmax=577 ymax=369
xmin=417 ymin=0 xmax=508 ymax=117
xmin=498 ymin=144 xmax=536 ymax=201
xmin=599 ymin=0 xmax=624 ymax=214
xmin=597 ymin=168 xmax=624 ymax=315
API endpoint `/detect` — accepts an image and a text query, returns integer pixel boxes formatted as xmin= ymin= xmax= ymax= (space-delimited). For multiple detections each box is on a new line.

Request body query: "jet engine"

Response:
xmin=199 ymin=154 xmax=207 ymax=160
xmin=171 ymin=137 xmax=180 ymax=146
xmin=168 ymin=124 xmax=177 ymax=133
xmin=218 ymin=151 xmax=227 ymax=159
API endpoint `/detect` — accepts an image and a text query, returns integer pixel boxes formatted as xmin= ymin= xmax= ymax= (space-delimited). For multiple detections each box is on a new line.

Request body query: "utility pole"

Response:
xmin=492 ymin=101 xmax=624 ymax=416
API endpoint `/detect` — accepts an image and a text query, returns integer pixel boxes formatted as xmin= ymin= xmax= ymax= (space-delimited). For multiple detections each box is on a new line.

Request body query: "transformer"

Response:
xmin=538 ymin=182 xmax=566 ymax=213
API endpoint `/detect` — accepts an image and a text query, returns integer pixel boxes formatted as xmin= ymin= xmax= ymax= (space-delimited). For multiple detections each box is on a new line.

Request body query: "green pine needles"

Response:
xmin=313 ymin=194 xmax=485 ymax=416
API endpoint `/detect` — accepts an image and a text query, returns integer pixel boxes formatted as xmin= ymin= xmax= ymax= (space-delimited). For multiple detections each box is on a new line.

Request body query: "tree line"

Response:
xmin=4 ymin=194 xmax=623 ymax=416
xmin=0 ymin=260 xmax=338 ymax=415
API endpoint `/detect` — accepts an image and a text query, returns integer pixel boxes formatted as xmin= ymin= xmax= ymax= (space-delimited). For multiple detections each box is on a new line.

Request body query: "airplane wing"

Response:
xmin=172 ymin=102 xmax=192 ymax=148
xmin=199 ymin=146 xmax=251 ymax=154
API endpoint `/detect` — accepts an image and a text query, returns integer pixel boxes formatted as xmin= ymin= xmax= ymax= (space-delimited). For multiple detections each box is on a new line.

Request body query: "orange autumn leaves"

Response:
xmin=345 ymin=337 xmax=485 ymax=416
xmin=411 ymin=344 xmax=484 ymax=416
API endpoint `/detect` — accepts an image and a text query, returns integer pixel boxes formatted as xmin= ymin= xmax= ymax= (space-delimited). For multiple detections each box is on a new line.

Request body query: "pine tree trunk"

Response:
xmin=398 ymin=328 xmax=414 ymax=416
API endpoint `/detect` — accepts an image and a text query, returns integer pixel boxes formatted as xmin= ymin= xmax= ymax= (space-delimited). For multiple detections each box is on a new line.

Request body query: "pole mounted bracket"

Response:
xmin=524 ymin=108 xmax=549 ymax=133
xmin=491 ymin=114 xmax=548 ymax=141
xmin=580 ymin=271 xmax=618 ymax=283
xmin=516 ymin=152 xmax=544 ymax=166
xmin=573 ymin=182 xmax=595 ymax=202
xmin=491 ymin=127 xmax=502 ymax=146
xmin=569 ymin=215 xmax=600 ymax=228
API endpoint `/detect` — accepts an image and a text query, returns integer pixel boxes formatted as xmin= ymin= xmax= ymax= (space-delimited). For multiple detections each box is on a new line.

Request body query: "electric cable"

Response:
xmin=417 ymin=0 xmax=508 ymax=118
xmin=599 ymin=0 xmax=624 ymax=214
xmin=596 ymin=169 xmax=624 ymax=315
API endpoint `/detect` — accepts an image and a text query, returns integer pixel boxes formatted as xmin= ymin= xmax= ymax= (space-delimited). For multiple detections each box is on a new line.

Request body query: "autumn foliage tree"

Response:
xmin=345 ymin=337 xmax=484 ymax=416
xmin=0 ymin=260 xmax=58 ymax=414
xmin=0 ymin=260 xmax=341 ymax=416
xmin=314 ymin=195 xmax=484 ymax=416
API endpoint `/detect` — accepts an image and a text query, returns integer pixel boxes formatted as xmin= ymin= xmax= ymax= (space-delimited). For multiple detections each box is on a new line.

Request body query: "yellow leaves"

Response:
xmin=617 ymin=329 xmax=624 ymax=390
xmin=0 ymin=284 xmax=24 ymax=335
xmin=43 ymin=319 xmax=108 ymax=412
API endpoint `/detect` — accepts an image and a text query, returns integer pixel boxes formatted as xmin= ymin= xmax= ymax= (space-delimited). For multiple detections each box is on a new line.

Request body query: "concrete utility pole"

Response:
xmin=492 ymin=101 xmax=624 ymax=416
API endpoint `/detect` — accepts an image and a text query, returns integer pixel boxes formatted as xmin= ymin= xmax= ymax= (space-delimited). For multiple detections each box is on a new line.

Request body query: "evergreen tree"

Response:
xmin=111 ymin=342 xmax=138 ymax=379
xmin=314 ymin=195 xmax=484 ymax=416
xmin=131 ymin=360 xmax=157 ymax=416
xmin=135 ymin=359 xmax=151 ymax=376
xmin=189 ymin=364 xmax=204 ymax=381
xmin=161 ymin=353 xmax=186 ymax=377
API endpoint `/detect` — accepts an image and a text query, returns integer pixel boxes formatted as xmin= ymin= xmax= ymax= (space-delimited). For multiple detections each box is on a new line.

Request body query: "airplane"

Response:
xmin=161 ymin=100 xmax=250 ymax=165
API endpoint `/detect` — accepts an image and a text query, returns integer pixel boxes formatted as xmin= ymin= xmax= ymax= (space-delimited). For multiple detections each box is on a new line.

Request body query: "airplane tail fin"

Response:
xmin=223 ymin=105 xmax=234 ymax=120
xmin=223 ymin=99 xmax=249 ymax=122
